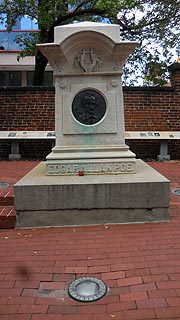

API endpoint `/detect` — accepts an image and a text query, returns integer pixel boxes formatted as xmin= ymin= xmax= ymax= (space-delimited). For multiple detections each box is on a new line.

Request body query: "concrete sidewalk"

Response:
xmin=0 ymin=160 xmax=180 ymax=319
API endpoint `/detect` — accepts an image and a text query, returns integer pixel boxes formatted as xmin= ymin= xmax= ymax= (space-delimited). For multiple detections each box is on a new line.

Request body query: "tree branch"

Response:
xmin=47 ymin=7 xmax=107 ymax=42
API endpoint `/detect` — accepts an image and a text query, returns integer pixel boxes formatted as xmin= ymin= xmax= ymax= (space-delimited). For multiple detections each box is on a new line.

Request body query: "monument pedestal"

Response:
xmin=14 ymin=22 xmax=170 ymax=227
xmin=14 ymin=160 xmax=169 ymax=228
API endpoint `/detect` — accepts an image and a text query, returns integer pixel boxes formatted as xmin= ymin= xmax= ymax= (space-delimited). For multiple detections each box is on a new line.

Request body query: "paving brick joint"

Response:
xmin=0 ymin=160 xmax=180 ymax=318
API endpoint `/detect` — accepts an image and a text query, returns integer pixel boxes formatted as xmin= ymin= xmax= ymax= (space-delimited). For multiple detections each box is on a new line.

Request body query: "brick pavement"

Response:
xmin=0 ymin=160 xmax=180 ymax=319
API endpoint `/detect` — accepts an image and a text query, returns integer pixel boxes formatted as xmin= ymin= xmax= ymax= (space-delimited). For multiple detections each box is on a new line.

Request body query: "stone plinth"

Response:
xmin=15 ymin=160 xmax=169 ymax=228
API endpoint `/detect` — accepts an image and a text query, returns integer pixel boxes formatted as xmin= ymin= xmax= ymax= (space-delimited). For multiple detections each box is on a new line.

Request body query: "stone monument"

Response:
xmin=14 ymin=22 xmax=170 ymax=228
xmin=40 ymin=22 xmax=137 ymax=175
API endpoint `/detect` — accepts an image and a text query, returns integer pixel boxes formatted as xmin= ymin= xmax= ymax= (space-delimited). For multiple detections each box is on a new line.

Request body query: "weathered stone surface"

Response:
xmin=15 ymin=160 xmax=170 ymax=228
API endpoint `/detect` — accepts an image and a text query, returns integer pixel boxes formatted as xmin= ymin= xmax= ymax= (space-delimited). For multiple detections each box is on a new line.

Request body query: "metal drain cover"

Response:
xmin=68 ymin=277 xmax=107 ymax=302
xmin=0 ymin=182 xmax=9 ymax=188
xmin=172 ymin=188 xmax=180 ymax=196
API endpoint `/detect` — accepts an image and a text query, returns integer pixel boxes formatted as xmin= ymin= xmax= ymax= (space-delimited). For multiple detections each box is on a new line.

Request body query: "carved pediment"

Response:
xmin=74 ymin=48 xmax=103 ymax=73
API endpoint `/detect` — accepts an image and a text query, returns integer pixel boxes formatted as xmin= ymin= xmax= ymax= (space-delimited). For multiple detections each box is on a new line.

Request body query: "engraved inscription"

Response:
xmin=47 ymin=162 xmax=135 ymax=175
xmin=72 ymin=90 xmax=106 ymax=125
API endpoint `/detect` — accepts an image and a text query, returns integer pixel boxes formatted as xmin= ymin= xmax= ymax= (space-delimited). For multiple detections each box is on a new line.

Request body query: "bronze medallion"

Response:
xmin=72 ymin=90 xmax=106 ymax=125
xmin=68 ymin=277 xmax=107 ymax=302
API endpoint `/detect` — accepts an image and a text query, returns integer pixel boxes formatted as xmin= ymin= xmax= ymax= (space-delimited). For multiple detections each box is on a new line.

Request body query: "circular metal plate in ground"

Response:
xmin=0 ymin=182 xmax=9 ymax=188
xmin=172 ymin=188 xmax=180 ymax=196
xmin=68 ymin=277 xmax=107 ymax=302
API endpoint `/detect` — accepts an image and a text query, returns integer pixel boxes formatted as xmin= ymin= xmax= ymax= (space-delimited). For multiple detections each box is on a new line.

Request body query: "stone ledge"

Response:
xmin=14 ymin=159 xmax=170 ymax=228
xmin=16 ymin=208 xmax=169 ymax=229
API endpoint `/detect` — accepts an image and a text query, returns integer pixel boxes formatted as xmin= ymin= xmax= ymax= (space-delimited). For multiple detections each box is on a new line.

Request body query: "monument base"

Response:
xmin=14 ymin=160 xmax=170 ymax=228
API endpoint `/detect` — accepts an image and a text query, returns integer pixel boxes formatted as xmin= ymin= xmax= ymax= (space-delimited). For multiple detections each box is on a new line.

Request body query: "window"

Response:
xmin=0 ymin=71 xmax=21 ymax=86
xmin=21 ymin=16 xmax=38 ymax=30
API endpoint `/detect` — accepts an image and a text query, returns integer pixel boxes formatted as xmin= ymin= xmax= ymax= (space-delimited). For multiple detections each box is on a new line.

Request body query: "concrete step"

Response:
xmin=0 ymin=186 xmax=15 ymax=228
xmin=0 ymin=189 xmax=14 ymax=206
xmin=0 ymin=206 xmax=15 ymax=229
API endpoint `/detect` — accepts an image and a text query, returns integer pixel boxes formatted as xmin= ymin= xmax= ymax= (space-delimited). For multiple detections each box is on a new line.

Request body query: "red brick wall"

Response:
xmin=0 ymin=64 xmax=180 ymax=160
xmin=0 ymin=87 xmax=55 ymax=131
xmin=124 ymin=87 xmax=179 ymax=131
xmin=0 ymin=86 xmax=179 ymax=132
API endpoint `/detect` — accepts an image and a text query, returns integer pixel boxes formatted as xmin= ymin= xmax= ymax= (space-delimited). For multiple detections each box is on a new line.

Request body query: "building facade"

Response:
xmin=0 ymin=15 xmax=53 ymax=86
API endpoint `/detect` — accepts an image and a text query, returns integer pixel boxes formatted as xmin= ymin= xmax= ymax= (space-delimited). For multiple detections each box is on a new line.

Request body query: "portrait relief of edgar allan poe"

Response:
xmin=72 ymin=90 xmax=106 ymax=125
